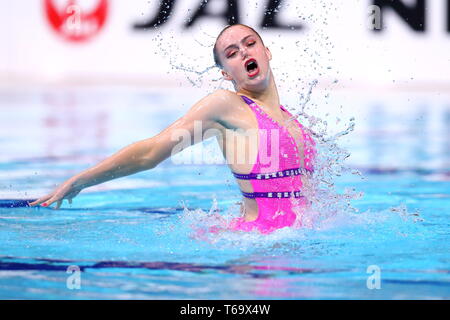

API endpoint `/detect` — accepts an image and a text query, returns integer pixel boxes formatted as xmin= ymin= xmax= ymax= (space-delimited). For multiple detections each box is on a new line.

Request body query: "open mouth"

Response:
xmin=245 ymin=59 xmax=259 ymax=77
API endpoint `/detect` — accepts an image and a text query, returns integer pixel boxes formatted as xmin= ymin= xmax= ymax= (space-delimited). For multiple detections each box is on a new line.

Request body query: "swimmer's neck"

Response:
xmin=237 ymin=72 xmax=280 ymax=110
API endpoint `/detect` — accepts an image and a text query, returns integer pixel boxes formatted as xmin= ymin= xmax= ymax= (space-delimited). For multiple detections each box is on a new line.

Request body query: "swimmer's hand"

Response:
xmin=28 ymin=177 xmax=82 ymax=210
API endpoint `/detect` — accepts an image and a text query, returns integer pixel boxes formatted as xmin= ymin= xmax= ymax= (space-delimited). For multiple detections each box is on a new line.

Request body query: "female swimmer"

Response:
xmin=30 ymin=24 xmax=316 ymax=234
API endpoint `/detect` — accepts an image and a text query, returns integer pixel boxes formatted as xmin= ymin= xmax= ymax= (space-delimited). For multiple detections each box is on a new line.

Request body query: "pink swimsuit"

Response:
xmin=229 ymin=95 xmax=316 ymax=234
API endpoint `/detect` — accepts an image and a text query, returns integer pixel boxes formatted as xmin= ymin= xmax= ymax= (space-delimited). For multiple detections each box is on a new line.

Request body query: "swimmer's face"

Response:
xmin=215 ymin=25 xmax=272 ymax=91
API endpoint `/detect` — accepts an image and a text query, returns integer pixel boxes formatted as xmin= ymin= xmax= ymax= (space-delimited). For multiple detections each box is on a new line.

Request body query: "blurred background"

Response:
xmin=2 ymin=0 xmax=449 ymax=86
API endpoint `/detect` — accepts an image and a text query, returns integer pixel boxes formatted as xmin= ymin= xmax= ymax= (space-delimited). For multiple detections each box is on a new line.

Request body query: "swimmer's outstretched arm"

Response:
xmin=29 ymin=90 xmax=237 ymax=209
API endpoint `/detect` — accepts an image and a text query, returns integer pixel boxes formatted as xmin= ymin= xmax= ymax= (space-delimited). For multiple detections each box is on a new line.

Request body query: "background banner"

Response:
xmin=1 ymin=0 xmax=449 ymax=90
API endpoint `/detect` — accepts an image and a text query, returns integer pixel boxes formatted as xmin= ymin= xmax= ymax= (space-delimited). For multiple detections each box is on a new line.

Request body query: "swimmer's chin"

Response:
xmin=241 ymin=76 xmax=270 ymax=91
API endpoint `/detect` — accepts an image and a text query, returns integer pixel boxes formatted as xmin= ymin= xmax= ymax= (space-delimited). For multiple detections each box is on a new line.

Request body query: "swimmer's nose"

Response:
xmin=240 ymin=47 xmax=248 ymax=59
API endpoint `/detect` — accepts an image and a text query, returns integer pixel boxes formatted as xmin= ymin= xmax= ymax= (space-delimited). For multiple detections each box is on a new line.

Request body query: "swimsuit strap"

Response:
xmin=232 ymin=167 xmax=312 ymax=180
xmin=240 ymin=95 xmax=255 ymax=105
xmin=242 ymin=190 xmax=304 ymax=199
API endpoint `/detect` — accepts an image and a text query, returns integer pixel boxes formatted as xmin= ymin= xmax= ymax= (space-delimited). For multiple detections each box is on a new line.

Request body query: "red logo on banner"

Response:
xmin=44 ymin=0 xmax=108 ymax=42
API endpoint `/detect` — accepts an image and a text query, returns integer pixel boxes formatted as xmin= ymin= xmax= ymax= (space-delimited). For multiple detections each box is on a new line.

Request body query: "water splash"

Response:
xmin=152 ymin=28 xmax=224 ymax=89
xmin=162 ymin=17 xmax=366 ymax=241
xmin=287 ymin=79 xmax=318 ymax=123
xmin=172 ymin=196 xmax=427 ymax=254
xmin=149 ymin=2 xmax=422 ymax=245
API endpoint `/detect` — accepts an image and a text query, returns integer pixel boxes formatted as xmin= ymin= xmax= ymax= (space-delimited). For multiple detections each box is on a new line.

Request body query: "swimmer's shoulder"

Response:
xmin=209 ymin=89 xmax=244 ymax=105
xmin=184 ymin=90 xmax=248 ymax=130
xmin=205 ymin=89 xmax=249 ymax=127
xmin=206 ymin=89 xmax=247 ymax=116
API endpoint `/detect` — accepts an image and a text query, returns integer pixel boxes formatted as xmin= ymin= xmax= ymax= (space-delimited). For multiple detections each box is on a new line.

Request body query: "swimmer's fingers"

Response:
xmin=42 ymin=194 xmax=65 ymax=210
xmin=32 ymin=190 xmax=62 ymax=208
xmin=38 ymin=195 xmax=58 ymax=209
xmin=47 ymin=188 xmax=81 ymax=210
xmin=30 ymin=178 xmax=82 ymax=209
xmin=65 ymin=190 xmax=81 ymax=205
xmin=29 ymin=193 xmax=54 ymax=207
xmin=54 ymin=200 xmax=62 ymax=210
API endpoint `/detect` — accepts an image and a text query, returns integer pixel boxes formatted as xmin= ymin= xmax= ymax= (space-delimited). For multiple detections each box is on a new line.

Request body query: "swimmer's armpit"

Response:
xmin=145 ymin=89 xmax=238 ymax=163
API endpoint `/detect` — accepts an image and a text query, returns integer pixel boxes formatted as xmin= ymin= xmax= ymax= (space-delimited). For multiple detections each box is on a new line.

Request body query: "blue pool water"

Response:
xmin=0 ymin=87 xmax=449 ymax=299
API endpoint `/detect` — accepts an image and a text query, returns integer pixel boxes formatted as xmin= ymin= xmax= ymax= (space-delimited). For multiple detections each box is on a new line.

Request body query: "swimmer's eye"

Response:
xmin=226 ymin=51 xmax=237 ymax=58
xmin=226 ymin=41 xmax=255 ymax=58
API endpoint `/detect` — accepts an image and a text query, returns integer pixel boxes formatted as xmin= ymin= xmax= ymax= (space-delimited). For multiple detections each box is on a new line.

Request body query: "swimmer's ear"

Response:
xmin=265 ymin=46 xmax=272 ymax=61
xmin=221 ymin=70 xmax=233 ymax=81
